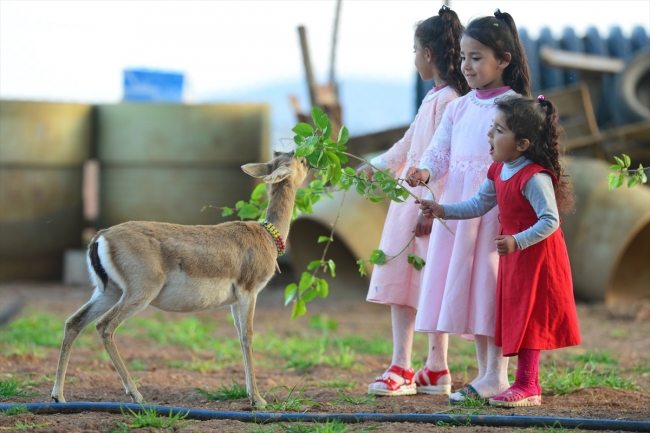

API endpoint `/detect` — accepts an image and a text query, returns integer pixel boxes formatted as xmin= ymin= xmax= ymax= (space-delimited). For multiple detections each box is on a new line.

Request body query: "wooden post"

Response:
xmin=298 ymin=26 xmax=318 ymax=109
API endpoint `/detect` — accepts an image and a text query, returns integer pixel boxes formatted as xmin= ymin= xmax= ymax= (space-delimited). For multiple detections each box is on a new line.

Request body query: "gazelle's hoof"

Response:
xmin=129 ymin=391 xmax=144 ymax=404
xmin=252 ymin=397 xmax=267 ymax=408
xmin=51 ymin=395 xmax=66 ymax=403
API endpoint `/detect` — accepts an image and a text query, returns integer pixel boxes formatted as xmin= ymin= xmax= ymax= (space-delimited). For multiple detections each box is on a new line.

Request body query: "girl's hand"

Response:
xmin=418 ymin=199 xmax=445 ymax=219
xmin=356 ymin=163 xmax=374 ymax=180
xmin=494 ymin=235 xmax=517 ymax=256
xmin=405 ymin=167 xmax=430 ymax=187
xmin=414 ymin=211 xmax=433 ymax=237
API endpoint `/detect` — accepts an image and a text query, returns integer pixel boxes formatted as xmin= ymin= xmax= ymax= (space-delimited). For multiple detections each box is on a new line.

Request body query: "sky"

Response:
xmin=1 ymin=0 xmax=649 ymax=104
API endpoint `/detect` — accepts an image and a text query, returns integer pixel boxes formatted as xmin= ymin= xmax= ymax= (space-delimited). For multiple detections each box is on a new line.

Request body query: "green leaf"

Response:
xmin=237 ymin=204 xmax=260 ymax=220
xmin=298 ymin=272 xmax=314 ymax=292
xmin=302 ymin=289 xmax=318 ymax=302
xmin=370 ymin=249 xmax=387 ymax=265
xmin=318 ymin=235 xmax=330 ymax=243
xmin=338 ymin=126 xmax=349 ymax=145
xmin=292 ymin=122 xmax=314 ymax=137
xmin=612 ymin=174 xmax=624 ymax=189
xmin=235 ymin=200 xmax=245 ymax=209
xmin=623 ymin=154 xmax=631 ymax=168
xmin=627 ymin=176 xmax=640 ymax=188
xmin=343 ymin=166 xmax=356 ymax=176
xmin=251 ymin=183 xmax=266 ymax=201
xmin=356 ymin=260 xmax=367 ymax=277
xmin=368 ymin=193 xmax=385 ymax=203
xmin=408 ymin=254 xmax=425 ymax=270
xmin=323 ymin=120 xmax=333 ymax=140
xmin=292 ymin=299 xmax=307 ymax=320
xmin=609 ymin=164 xmax=622 ymax=170
xmin=221 ymin=207 xmax=234 ymax=217
xmin=641 ymin=167 xmax=648 ymax=183
xmin=317 ymin=279 xmax=329 ymax=298
xmin=307 ymin=260 xmax=322 ymax=270
xmin=311 ymin=107 xmax=327 ymax=130
xmin=285 ymin=284 xmax=298 ymax=306
xmin=614 ymin=156 xmax=624 ymax=167
xmin=607 ymin=172 xmax=617 ymax=190
xmin=328 ymin=259 xmax=336 ymax=277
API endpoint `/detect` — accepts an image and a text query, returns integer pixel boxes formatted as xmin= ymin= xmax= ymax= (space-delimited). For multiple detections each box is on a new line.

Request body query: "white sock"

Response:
xmin=457 ymin=335 xmax=509 ymax=399
xmin=422 ymin=332 xmax=451 ymax=386
xmin=368 ymin=305 xmax=414 ymax=390
xmin=472 ymin=334 xmax=489 ymax=384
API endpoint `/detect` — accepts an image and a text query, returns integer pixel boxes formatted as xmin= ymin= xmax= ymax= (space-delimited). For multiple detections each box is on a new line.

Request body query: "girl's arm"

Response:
xmin=512 ymin=173 xmax=560 ymax=250
xmin=420 ymin=178 xmax=497 ymax=219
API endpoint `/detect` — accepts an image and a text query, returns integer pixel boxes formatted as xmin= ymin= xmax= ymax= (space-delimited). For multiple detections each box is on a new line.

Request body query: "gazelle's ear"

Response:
xmin=263 ymin=165 xmax=292 ymax=183
xmin=241 ymin=162 xmax=272 ymax=178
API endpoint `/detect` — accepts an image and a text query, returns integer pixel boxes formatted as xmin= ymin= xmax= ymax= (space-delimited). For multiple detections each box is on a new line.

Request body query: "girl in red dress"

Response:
xmin=418 ymin=95 xmax=581 ymax=407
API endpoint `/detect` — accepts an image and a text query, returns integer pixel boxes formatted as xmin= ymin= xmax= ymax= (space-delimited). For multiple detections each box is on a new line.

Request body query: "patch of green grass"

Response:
xmin=195 ymin=380 xmax=248 ymax=401
xmin=450 ymin=395 xmax=487 ymax=409
xmin=121 ymin=406 xmax=195 ymax=430
xmin=335 ymin=336 xmax=391 ymax=356
xmin=265 ymin=381 xmax=316 ymax=412
xmin=128 ymin=316 xmax=218 ymax=351
xmin=249 ymin=420 xmax=379 ymax=433
xmin=0 ymin=313 xmax=94 ymax=349
xmin=330 ymin=391 xmax=376 ymax=406
xmin=0 ymin=376 xmax=38 ymax=399
xmin=1 ymin=420 xmax=51 ymax=430
xmin=318 ymin=380 xmax=356 ymax=389
xmin=1 ymin=405 xmax=30 ymax=416
xmin=521 ymin=420 xmax=572 ymax=432
xmin=624 ymin=363 xmax=650 ymax=373
xmin=541 ymin=361 xmax=639 ymax=395
xmin=568 ymin=351 xmax=618 ymax=366
xmin=167 ymin=356 xmax=224 ymax=373
xmin=0 ymin=342 xmax=46 ymax=359
xmin=128 ymin=359 xmax=148 ymax=371
xmin=309 ymin=314 xmax=338 ymax=332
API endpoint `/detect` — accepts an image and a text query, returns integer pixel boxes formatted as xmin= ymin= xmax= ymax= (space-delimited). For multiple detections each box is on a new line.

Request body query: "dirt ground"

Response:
xmin=1 ymin=279 xmax=649 ymax=433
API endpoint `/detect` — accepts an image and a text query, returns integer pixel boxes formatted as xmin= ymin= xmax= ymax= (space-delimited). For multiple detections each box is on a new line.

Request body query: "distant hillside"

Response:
xmin=201 ymin=78 xmax=416 ymax=152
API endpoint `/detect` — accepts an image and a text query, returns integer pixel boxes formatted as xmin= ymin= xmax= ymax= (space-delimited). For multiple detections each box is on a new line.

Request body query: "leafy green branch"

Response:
xmin=608 ymin=154 xmax=648 ymax=190
xmin=356 ymin=234 xmax=426 ymax=277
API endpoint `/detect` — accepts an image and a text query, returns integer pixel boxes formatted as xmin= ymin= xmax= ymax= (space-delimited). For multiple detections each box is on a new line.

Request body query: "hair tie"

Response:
xmin=439 ymin=4 xmax=450 ymax=15
xmin=494 ymin=8 xmax=502 ymax=18
xmin=538 ymin=94 xmax=545 ymax=104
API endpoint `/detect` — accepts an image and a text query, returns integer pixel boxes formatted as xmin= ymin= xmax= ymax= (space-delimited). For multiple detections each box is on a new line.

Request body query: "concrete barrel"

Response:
xmin=96 ymin=103 xmax=269 ymax=228
xmin=0 ymin=100 xmax=91 ymax=280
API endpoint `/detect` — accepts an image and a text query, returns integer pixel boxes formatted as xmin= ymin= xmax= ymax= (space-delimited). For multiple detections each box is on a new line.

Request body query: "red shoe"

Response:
xmin=414 ymin=366 xmax=451 ymax=395
xmin=489 ymin=387 xmax=542 ymax=407
xmin=367 ymin=365 xmax=417 ymax=397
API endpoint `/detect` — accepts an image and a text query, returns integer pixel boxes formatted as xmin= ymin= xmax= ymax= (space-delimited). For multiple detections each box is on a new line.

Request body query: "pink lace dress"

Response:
xmin=415 ymin=87 xmax=518 ymax=337
xmin=366 ymin=85 xmax=458 ymax=308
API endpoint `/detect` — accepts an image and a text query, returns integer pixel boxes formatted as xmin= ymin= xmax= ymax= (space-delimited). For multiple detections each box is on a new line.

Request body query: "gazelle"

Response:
xmin=51 ymin=151 xmax=310 ymax=407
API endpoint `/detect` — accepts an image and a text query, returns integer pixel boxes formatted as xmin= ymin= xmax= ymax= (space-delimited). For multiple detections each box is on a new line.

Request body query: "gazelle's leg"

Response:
xmin=52 ymin=286 xmax=122 ymax=402
xmin=232 ymin=288 xmax=266 ymax=407
xmin=95 ymin=283 xmax=162 ymax=403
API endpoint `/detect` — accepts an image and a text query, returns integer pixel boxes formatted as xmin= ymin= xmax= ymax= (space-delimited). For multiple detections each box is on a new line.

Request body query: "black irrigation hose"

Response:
xmin=1 ymin=402 xmax=649 ymax=432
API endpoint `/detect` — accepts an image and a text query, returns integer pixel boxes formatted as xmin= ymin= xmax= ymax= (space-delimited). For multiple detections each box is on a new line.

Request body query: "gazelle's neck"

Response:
xmin=264 ymin=180 xmax=296 ymax=240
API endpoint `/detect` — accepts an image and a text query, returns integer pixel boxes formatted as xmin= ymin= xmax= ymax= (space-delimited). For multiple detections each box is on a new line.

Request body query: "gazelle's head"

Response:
xmin=241 ymin=151 xmax=310 ymax=188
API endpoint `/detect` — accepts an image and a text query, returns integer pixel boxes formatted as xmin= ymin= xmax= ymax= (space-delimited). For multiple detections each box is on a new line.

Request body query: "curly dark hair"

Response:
xmin=464 ymin=10 xmax=531 ymax=97
xmin=495 ymin=96 xmax=575 ymax=213
xmin=414 ymin=7 xmax=471 ymax=97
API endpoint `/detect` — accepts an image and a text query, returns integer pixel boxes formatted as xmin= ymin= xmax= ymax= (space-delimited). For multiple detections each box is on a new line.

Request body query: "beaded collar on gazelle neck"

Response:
xmin=258 ymin=219 xmax=286 ymax=257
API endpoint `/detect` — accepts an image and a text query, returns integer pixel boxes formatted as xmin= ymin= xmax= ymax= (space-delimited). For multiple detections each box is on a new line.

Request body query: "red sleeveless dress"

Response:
xmin=487 ymin=162 xmax=581 ymax=356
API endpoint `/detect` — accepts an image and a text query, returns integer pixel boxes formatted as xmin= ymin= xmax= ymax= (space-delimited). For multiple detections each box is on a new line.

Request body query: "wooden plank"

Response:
xmin=540 ymin=46 xmax=625 ymax=74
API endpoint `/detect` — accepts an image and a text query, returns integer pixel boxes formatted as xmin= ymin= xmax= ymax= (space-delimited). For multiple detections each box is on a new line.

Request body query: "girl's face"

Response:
xmin=413 ymin=36 xmax=436 ymax=82
xmin=460 ymin=35 xmax=510 ymax=90
xmin=487 ymin=110 xmax=528 ymax=163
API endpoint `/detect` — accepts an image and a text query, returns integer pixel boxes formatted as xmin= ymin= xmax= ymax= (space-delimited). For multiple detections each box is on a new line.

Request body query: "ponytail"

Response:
xmin=496 ymin=96 xmax=575 ymax=213
xmin=415 ymin=6 xmax=471 ymax=96
xmin=464 ymin=9 xmax=532 ymax=96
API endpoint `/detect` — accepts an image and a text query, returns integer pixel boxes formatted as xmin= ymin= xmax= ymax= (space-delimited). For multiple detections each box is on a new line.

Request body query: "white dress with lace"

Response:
xmin=415 ymin=88 xmax=518 ymax=337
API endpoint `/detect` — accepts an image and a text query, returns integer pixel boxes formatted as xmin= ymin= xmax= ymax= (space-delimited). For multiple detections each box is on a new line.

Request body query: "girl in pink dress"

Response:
xmin=406 ymin=9 xmax=532 ymax=402
xmin=358 ymin=5 xmax=470 ymax=397
xmin=418 ymin=95 xmax=581 ymax=407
